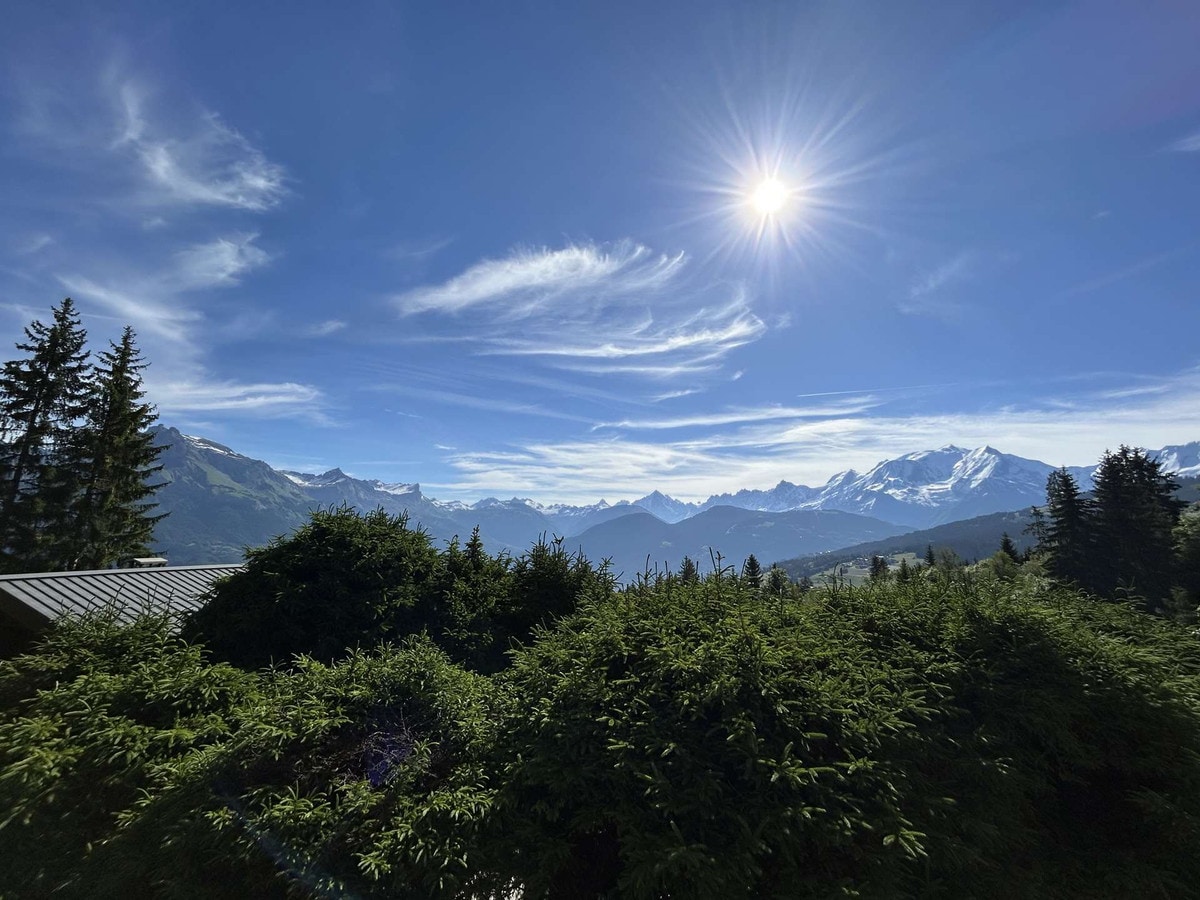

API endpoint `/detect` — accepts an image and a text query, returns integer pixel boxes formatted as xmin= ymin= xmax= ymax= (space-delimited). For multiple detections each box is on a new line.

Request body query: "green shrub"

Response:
xmin=0 ymin=611 xmax=260 ymax=897
xmin=185 ymin=510 xmax=608 ymax=674
xmin=5 ymin=562 xmax=1200 ymax=898
xmin=184 ymin=507 xmax=445 ymax=668
xmin=486 ymin=572 xmax=1200 ymax=898
xmin=1 ymin=610 xmax=510 ymax=898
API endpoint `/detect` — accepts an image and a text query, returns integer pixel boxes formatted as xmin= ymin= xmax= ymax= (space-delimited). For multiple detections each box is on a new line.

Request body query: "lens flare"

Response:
xmin=750 ymin=178 xmax=789 ymax=216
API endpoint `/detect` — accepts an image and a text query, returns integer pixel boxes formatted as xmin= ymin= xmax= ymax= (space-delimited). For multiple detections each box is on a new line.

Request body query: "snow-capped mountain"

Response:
xmin=695 ymin=481 xmax=820 ymax=516
xmin=628 ymin=490 xmax=699 ymax=524
xmin=633 ymin=442 xmax=1200 ymax=530
xmin=804 ymin=445 xmax=1059 ymax=528
xmin=1153 ymin=444 xmax=1200 ymax=479
xmin=151 ymin=427 xmax=1199 ymax=567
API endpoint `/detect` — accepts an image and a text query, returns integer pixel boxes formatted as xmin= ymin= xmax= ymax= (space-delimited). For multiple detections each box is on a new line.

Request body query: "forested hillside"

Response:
xmin=777 ymin=508 xmax=1037 ymax=580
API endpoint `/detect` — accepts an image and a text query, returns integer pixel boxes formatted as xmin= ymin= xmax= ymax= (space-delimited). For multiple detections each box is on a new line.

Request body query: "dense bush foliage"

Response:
xmin=184 ymin=507 xmax=446 ymax=668
xmin=489 ymin=572 xmax=1200 ymax=897
xmin=185 ymin=508 xmax=609 ymax=673
xmin=0 ymin=613 xmax=508 ymax=898
xmin=5 ymin=509 xmax=1200 ymax=897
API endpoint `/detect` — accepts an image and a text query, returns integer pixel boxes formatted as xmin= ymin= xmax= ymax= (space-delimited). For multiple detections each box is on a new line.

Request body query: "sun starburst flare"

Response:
xmin=750 ymin=177 xmax=790 ymax=216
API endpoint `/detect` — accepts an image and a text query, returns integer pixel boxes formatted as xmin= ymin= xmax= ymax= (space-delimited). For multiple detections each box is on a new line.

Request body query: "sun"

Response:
xmin=750 ymin=177 xmax=789 ymax=216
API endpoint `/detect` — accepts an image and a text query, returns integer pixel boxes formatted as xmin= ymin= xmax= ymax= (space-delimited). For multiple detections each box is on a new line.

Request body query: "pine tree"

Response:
xmin=999 ymin=532 xmax=1021 ymax=563
xmin=924 ymin=544 xmax=936 ymax=567
xmin=1042 ymin=468 xmax=1094 ymax=590
xmin=766 ymin=564 xmax=789 ymax=596
xmin=869 ymin=555 xmax=889 ymax=580
xmin=741 ymin=554 xmax=762 ymax=589
xmin=1173 ymin=508 xmax=1200 ymax=612
xmin=0 ymin=299 xmax=91 ymax=571
xmin=1089 ymin=446 xmax=1182 ymax=610
xmin=678 ymin=555 xmax=699 ymax=584
xmin=70 ymin=328 xmax=168 ymax=569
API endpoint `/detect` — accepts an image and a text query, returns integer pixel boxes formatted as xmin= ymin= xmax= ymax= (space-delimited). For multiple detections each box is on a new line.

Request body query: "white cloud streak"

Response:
xmin=57 ymin=232 xmax=322 ymax=421
xmin=116 ymin=85 xmax=287 ymax=211
xmin=595 ymin=398 xmax=880 ymax=431
xmin=57 ymin=274 xmax=201 ymax=343
xmin=431 ymin=367 xmax=1200 ymax=504
xmin=58 ymin=232 xmax=271 ymax=344
xmin=12 ymin=233 xmax=54 ymax=256
xmin=149 ymin=378 xmax=323 ymax=415
xmin=15 ymin=72 xmax=287 ymax=214
xmin=909 ymin=253 xmax=973 ymax=299
xmin=395 ymin=242 xmax=684 ymax=315
xmin=172 ymin=234 xmax=272 ymax=290
xmin=308 ymin=319 xmax=347 ymax=337
xmin=392 ymin=241 xmax=766 ymax=380
xmin=899 ymin=251 xmax=975 ymax=317
xmin=1166 ymin=130 xmax=1200 ymax=153
xmin=1062 ymin=247 xmax=1190 ymax=297
xmin=7 ymin=66 xmax=316 ymax=425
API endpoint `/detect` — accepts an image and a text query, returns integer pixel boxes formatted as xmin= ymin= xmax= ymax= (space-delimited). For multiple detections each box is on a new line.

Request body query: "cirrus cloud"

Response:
xmin=428 ymin=366 xmax=1200 ymax=504
xmin=393 ymin=241 xmax=766 ymax=380
xmin=115 ymin=83 xmax=287 ymax=212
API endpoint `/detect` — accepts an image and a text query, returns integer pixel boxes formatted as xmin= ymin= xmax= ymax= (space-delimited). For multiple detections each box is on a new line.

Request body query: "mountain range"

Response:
xmin=149 ymin=426 xmax=1200 ymax=578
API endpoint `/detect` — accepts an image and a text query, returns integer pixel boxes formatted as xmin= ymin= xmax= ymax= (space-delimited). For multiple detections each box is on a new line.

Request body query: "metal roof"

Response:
xmin=0 ymin=564 xmax=242 ymax=632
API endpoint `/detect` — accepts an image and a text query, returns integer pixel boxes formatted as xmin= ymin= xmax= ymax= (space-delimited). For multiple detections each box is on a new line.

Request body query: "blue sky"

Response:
xmin=3 ymin=0 xmax=1199 ymax=503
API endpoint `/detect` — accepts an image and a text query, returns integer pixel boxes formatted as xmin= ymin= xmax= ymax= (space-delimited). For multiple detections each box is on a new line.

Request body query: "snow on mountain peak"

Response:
xmin=179 ymin=425 xmax=1199 ymax=535
xmin=183 ymin=433 xmax=243 ymax=458
xmin=1155 ymin=442 xmax=1200 ymax=478
xmin=280 ymin=468 xmax=349 ymax=488
xmin=373 ymin=481 xmax=419 ymax=496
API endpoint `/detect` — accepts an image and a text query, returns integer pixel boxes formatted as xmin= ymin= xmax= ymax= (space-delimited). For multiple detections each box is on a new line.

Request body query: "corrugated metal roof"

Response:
xmin=0 ymin=564 xmax=242 ymax=631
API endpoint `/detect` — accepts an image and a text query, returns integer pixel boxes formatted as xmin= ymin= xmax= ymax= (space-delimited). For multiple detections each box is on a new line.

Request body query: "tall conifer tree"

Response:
xmin=741 ymin=553 xmax=763 ymax=588
xmin=678 ymin=555 xmax=699 ymax=584
xmin=0 ymin=299 xmax=91 ymax=571
xmin=71 ymin=327 xmax=167 ymax=569
xmin=1042 ymin=468 xmax=1094 ymax=590
xmin=1089 ymin=446 xmax=1182 ymax=609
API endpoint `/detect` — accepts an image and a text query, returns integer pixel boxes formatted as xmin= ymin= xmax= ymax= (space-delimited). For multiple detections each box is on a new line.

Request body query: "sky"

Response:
xmin=2 ymin=0 xmax=1199 ymax=504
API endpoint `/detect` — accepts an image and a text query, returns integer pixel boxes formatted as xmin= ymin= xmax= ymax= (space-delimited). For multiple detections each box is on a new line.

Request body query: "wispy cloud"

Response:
xmin=1165 ymin=129 xmax=1200 ymax=153
xmin=1062 ymin=245 xmax=1193 ymax=297
xmin=899 ymin=251 xmax=975 ymax=317
xmin=308 ymin=319 xmax=347 ymax=337
xmin=58 ymin=232 xmax=271 ymax=343
xmin=491 ymin=298 xmax=762 ymax=361
xmin=150 ymin=378 xmax=324 ymax=416
xmin=392 ymin=241 xmax=766 ymax=380
xmin=595 ymin=398 xmax=879 ymax=431
xmin=115 ymin=83 xmax=287 ymax=211
xmin=388 ymin=236 xmax=454 ymax=263
xmin=172 ymin=234 xmax=271 ymax=290
xmin=5 ymin=62 xmax=319 ymax=427
xmin=57 ymin=274 xmax=201 ymax=343
xmin=55 ymin=234 xmax=325 ymax=421
xmin=371 ymin=383 xmax=594 ymax=423
xmin=395 ymin=242 xmax=685 ymax=315
xmin=652 ymin=388 xmax=704 ymax=402
xmin=11 ymin=233 xmax=54 ymax=256
xmin=430 ymin=366 xmax=1200 ymax=504
xmin=15 ymin=70 xmax=287 ymax=214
